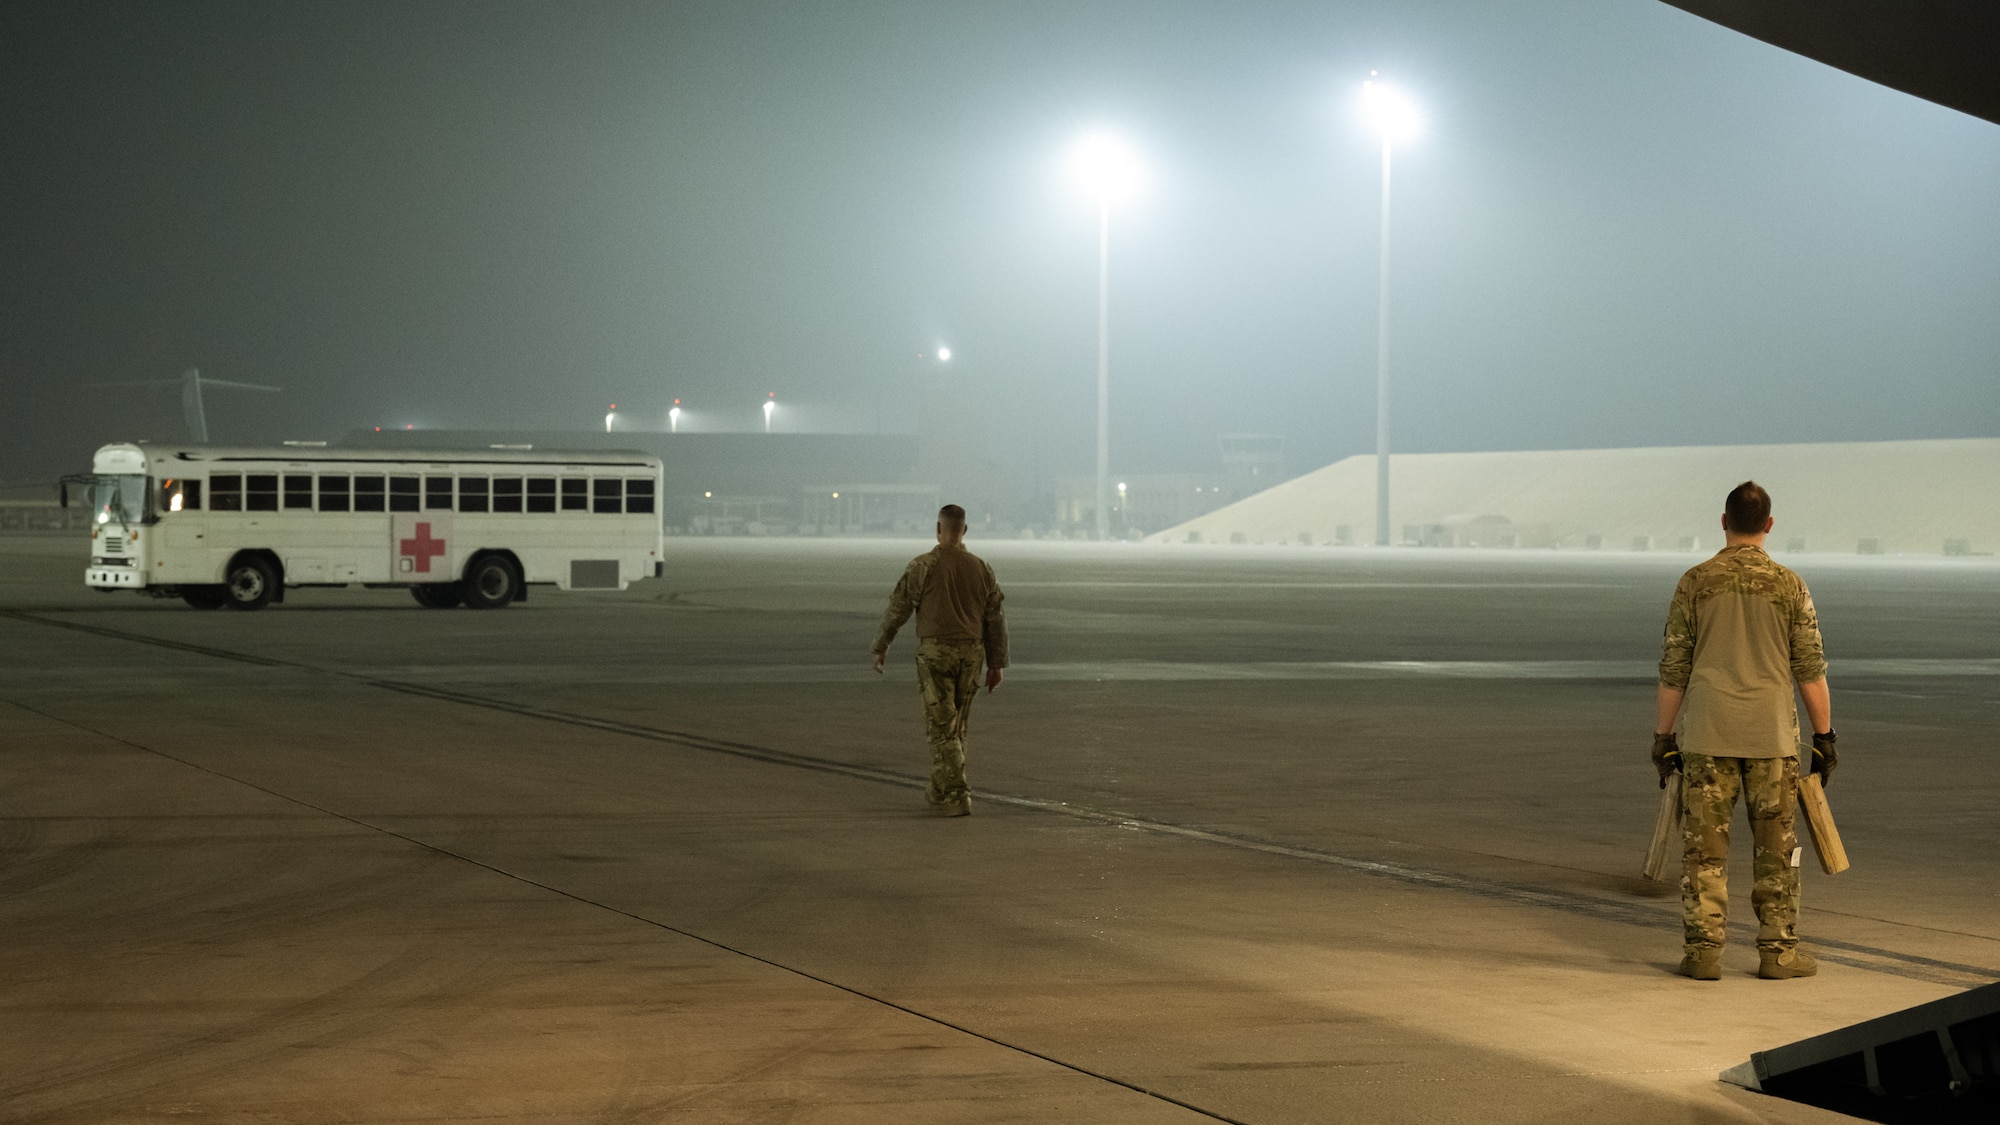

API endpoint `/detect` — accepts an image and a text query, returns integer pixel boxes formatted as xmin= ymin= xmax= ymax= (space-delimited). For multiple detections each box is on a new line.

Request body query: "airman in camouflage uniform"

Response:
xmin=1655 ymin=481 xmax=1837 ymax=981
xmin=872 ymin=505 xmax=1009 ymax=816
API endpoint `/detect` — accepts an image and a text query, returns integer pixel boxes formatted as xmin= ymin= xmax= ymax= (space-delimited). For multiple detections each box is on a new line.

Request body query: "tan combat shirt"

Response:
xmin=873 ymin=544 xmax=1009 ymax=668
xmin=1659 ymin=543 xmax=1827 ymax=759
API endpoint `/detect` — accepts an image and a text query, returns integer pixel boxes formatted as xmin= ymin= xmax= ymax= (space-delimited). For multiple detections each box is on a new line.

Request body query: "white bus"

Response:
xmin=74 ymin=443 xmax=663 ymax=610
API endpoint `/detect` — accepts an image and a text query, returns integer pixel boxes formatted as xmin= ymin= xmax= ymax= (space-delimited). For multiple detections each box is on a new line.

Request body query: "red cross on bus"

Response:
xmin=399 ymin=521 xmax=447 ymax=573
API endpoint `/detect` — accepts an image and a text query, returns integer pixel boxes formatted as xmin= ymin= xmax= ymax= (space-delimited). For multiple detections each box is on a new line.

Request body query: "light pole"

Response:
xmin=762 ymin=392 xmax=775 ymax=433
xmin=1362 ymin=73 xmax=1418 ymax=547
xmin=605 ymin=404 xmax=618 ymax=434
xmin=1095 ymin=196 xmax=1111 ymax=541
xmin=669 ymin=399 xmax=681 ymax=433
xmin=1070 ymin=132 xmax=1142 ymax=541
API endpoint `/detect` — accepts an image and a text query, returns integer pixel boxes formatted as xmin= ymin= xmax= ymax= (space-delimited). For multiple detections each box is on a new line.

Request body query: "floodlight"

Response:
xmin=1070 ymin=132 xmax=1144 ymax=203
xmin=1362 ymin=76 xmax=1421 ymax=141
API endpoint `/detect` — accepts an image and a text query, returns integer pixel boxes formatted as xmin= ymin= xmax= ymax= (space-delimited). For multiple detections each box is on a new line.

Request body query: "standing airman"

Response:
xmin=1654 ymin=481 xmax=1837 ymax=980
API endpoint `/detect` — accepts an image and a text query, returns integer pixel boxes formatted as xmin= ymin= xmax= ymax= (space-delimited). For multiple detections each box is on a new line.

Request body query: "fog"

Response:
xmin=4 ymin=1 xmax=1997 ymax=489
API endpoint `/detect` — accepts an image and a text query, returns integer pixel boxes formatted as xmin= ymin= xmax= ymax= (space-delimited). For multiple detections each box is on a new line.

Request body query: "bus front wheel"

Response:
xmin=223 ymin=558 xmax=278 ymax=611
xmin=411 ymin=583 xmax=464 ymax=609
xmin=461 ymin=555 xmax=520 ymax=610
xmin=183 ymin=587 xmax=228 ymax=610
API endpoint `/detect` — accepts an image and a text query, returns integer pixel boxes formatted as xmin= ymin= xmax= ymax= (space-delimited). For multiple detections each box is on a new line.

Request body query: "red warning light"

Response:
xmin=374 ymin=426 xmax=381 ymax=432
xmin=405 ymin=424 xmax=414 ymax=430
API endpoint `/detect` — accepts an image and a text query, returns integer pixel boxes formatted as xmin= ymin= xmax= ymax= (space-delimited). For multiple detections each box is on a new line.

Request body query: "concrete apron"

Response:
xmin=1 ymin=661 xmax=1946 ymax=1124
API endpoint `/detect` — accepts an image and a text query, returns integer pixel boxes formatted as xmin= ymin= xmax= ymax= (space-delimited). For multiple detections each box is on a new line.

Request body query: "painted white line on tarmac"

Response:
xmin=337 ymin=657 xmax=2000 ymax=684
xmin=1004 ymin=581 xmax=1637 ymax=590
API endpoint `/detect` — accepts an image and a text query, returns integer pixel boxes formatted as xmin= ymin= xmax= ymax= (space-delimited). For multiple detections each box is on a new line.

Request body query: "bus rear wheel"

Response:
xmin=461 ymin=555 xmax=520 ymax=610
xmin=183 ymin=587 xmax=228 ymax=610
xmin=411 ymin=583 xmax=463 ymax=609
xmin=223 ymin=557 xmax=277 ymax=611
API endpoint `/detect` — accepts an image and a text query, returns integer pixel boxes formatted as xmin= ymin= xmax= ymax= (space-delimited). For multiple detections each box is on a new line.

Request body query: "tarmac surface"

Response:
xmin=3 ymin=533 xmax=1997 ymax=1123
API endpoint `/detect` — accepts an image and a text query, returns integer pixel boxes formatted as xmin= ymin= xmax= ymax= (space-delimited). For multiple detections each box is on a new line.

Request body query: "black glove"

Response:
xmin=1651 ymin=733 xmax=1681 ymax=789
xmin=1810 ymin=730 xmax=1837 ymax=786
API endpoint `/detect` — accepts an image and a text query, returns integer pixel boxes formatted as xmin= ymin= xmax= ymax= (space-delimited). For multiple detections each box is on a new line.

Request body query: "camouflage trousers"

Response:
xmin=915 ymin=637 xmax=983 ymax=806
xmin=1682 ymin=753 xmax=1801 ymax=953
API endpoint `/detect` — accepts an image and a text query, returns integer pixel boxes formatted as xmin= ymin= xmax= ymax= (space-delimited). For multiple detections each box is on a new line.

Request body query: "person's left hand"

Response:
xmin=984 ymin=666 xmax=1004 ymax=693
xmin=870 ymin=650 xmax=885 ymax=675
xmin=1652 ymin=732 xmax=1681 ymax=788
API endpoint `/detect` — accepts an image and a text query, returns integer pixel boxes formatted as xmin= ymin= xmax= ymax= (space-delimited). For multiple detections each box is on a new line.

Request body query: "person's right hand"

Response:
xmin=870 ymin=650 xmax=885 ymax=675
xmin=1652 ymin=732 xmax=1681 ymax=788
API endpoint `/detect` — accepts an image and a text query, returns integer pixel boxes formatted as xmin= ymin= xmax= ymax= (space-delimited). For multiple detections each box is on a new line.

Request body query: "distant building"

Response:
xmin=799 ymin=484 xmax=942 ymax=536
xmin=1050 ymin=432 xmax=1291 ymax=539
xmin=1052 ymin=474 xmax=1235 ymax=539
xmin=1218 ymin=433 xmax=1286 ymax=491
xmin=0 ymin=480 xmax=91 ymax=533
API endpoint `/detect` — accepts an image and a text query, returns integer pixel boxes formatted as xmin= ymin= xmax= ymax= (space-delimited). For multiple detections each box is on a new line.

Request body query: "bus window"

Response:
xmin=459 ymin=477 xmax=489 ymax=513
xmin=526 ymin=478 xmax=556 ymax=513
xmin=389 ymin=476 xmax=420 ymax=512
xmin=319 ymin=475 xmax=350 ymax=512
xmin=561 ymin=478 xmax=587 ymax=511
xmin=425 ymin=476 xmax=453 ymax=510
xmin=211 ymin=474 xmax=243 ymax=512
xmin=592 ymin=478 xmax=622 ymax=514
xmin=354 ymin=476 xmax=386 ymax=513
xmin=90 ymin=475 xmax=151 ymax=525
xmin=284 ymin=475 xmax=313 ymax=510
xmin=160 ymin=477 xmax=202 ymax=512
xmin=246 ymin=475 xmax=279 ymax=512
xmin=624 ymin=478 xmax=655 ymax=514
xmin=493 ymin=478 xmax=524 ymax=513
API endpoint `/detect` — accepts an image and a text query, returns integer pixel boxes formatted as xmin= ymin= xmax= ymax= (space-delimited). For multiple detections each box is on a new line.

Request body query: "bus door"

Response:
xmin=392 ymin=512 xmax=456 ymax=582
xmin=391 ymin=503 xmax=457 ymax=584
xmin=391 ymin=474 xmax=461 ymax=584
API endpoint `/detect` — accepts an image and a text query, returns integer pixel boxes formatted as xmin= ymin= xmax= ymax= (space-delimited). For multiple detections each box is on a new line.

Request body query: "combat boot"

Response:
xmin=1758 ymin=947 xmax=1818 ymax=979
xmin=1678 ymin=947 xmax=1722 ymax=981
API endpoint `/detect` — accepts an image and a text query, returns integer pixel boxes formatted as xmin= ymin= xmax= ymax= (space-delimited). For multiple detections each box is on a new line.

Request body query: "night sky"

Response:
xmin=4 ymin=1 xmax=1996 ymax=482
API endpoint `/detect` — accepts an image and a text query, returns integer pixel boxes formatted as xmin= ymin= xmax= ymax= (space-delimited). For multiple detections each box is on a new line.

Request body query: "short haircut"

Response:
xmin=938 ymin=504 xmax=967 ymax=530
xmin=1724 ymin=481 xmax=1771 ymax=535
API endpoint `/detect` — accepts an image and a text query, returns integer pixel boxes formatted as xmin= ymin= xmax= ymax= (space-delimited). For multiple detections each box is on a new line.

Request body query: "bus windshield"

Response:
xmin=90 ymin=474 xmax=150 ymax=526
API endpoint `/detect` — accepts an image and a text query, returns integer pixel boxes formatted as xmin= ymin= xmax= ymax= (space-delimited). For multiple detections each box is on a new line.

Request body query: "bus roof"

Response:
xmin=96 ymin=443 xmax=662 ymax=470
